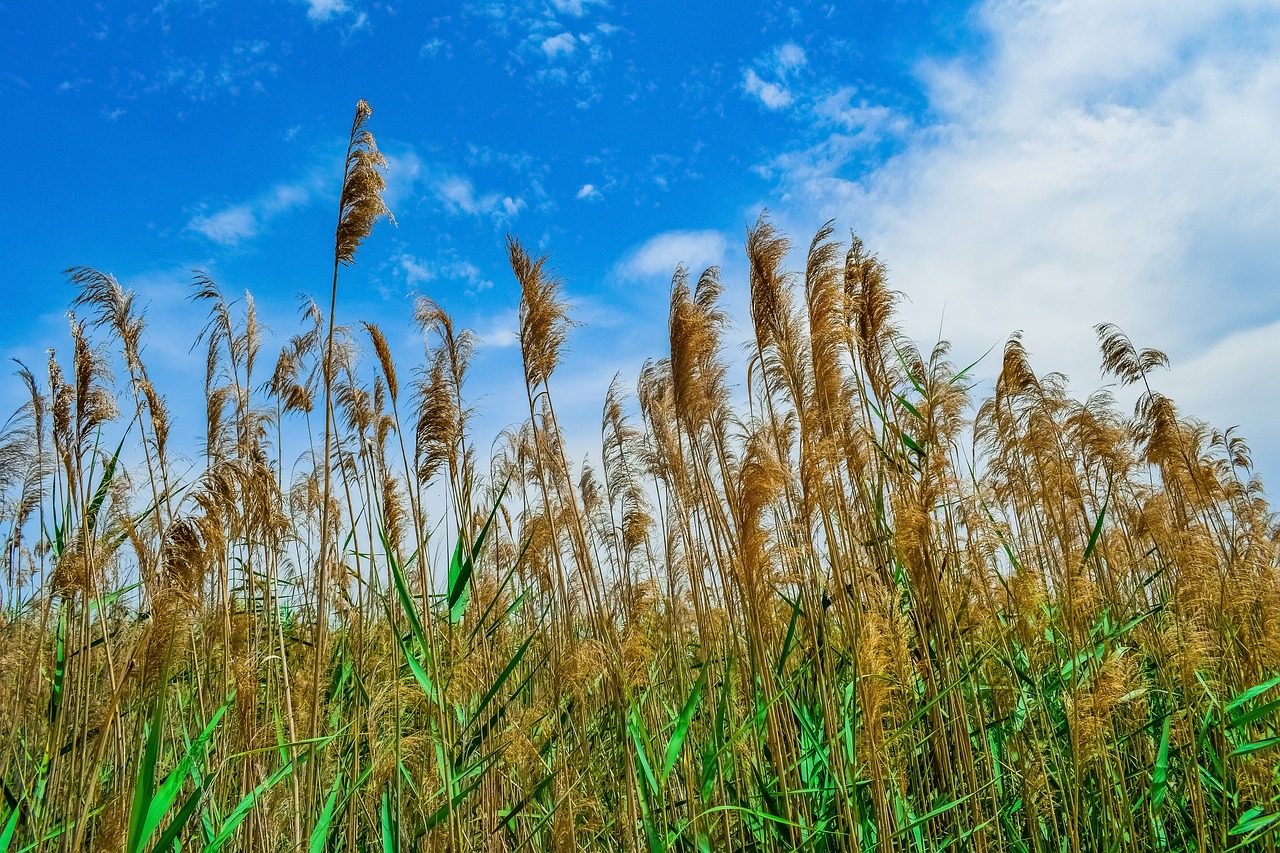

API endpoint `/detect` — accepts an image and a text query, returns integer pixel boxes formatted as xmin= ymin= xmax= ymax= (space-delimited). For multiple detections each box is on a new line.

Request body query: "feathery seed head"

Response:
xmin=335 ymin=100 xmax=393 ymax=267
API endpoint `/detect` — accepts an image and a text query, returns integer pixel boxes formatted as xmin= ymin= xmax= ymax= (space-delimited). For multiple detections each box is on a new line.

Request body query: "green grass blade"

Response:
xmin=775 ymin=594 xmax=801 ymax=680
xmin=447 ymin=536 xmax=471 ymax=625
xmin=381 ymin=526 xmax=430 ymax=656
xmin=1151 ymin=714 xmax=1171 ymax=812
xmin=127 ymin=682 xmax=169 ymax=853
xmin=1230 ymin=805 xmax=1280 ymax=839
xmin=468 ymin=534 xmax=533 ymax=642
xmin=47 ymin=608 xmax=66 ymax=727
xmin=495 ymin=770 xmax=557 ymax=834
xmin=146 ymin=779 xmax=209 ymax=853
xmin=308 ymin=772 xmax=343 ymax=853
xmin=1226 ymin=673 xmax=1280 ymax=715
xmin=1230 ymin=735 xmax=1280 ymax=758
xmin=891 ymin=790 xmax=975 ymax=841
xmin=83 ymin=429 xmax=128 ymax=540
xmin=1081 ymin=478 xmax=1111 ymax=567
xmin=463 ymin=631 xmax=535 ymax=735
xmin=380 ymin=788 xmax=398 ymax=853
xmin=203 ymin=734 xmax=334 ymax=852
xmin=629 ymin=708 xmax=660 ymax=798
xmin=448 ymin=479 xmax=508 ymax=624
xmin=0 ymin=807 xmax=19 ymax=853
xmin=398 ymin=631 xmax=437 ymax=702
xmin=1227 ymin=695 xmax=1280 ymax=730
xmin=662 ymin=666 xmax=707 ymax=782
xmin=139 ymin=700 xmax=230 ymax=849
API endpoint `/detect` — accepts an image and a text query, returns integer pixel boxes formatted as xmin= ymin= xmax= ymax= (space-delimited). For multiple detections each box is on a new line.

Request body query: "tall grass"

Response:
xmin=2 ymin=101 xmax=1279 ymax=852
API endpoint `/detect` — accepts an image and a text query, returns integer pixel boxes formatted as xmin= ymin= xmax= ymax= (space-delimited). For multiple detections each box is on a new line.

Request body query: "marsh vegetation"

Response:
xmin=2 ymin=102 xmax=1279 ymax=852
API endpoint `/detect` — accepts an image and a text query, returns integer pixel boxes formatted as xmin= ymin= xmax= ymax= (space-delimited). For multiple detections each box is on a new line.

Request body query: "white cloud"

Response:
xmin=576 ymin=183 xmax=602 ymax=201
xmin=433 ymin=174 xmax=525 ymax=220
xmin=381 ymin=148 xmax=426 ymax=210
xmin=306 ymin=0 xmax=352 ymax=22
xmin=397 ymin=254 xmax=434 ymax=287
xmin=772 ymin=42 xmax=807 ymax=74
xmin=742 ymin=42 xmax=807 ymax=110
xmin=435 ymin=175 xmax=479 ymax=212
xmin=501 ymin=196 xmax=525 ymax=217
xmin=768 ymin=0 xmax=1280 ymax=474
xmin=475 ymin=309 xmax=521 ymax=349
xmin=397 ymin=252 xmax=495 ymax=293
xmin=617 ymin=230 xmax=729 ymax=280
xmin=142 ymin=40 xmax=278 ymax=101
xmin=189 ymin=205 xmax=258 ymax=245
xmin=814 ymin=87 xmax=908 ymax=137
xmin=744 ymin=69 xmax=794 ymax=110
xmin=344 ymin=11 xmax=370 ymax=37
xmin=550 ymin=0 xmax=608 ymax=16
xmin=541 ymin=32 xmax=578 ymax=58
xmin=187 ymin=178 xmax=316 ymax=246
xmin=1167 ymin=317 xmax=1280 ymax=451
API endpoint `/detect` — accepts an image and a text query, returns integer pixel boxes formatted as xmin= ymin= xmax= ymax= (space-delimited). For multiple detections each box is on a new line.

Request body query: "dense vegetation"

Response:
xmin=3 ymin=102 xmax=1279 ymax=853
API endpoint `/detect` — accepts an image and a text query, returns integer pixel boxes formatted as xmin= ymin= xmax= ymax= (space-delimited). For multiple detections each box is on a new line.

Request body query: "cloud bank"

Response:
xmin=770 ymin=0 xmax=1280 ymax=471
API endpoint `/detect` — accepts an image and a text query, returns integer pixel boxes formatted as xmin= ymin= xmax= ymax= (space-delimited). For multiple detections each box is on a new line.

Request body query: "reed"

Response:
xmin=1 ymin=102 xmax=1279 ymax=853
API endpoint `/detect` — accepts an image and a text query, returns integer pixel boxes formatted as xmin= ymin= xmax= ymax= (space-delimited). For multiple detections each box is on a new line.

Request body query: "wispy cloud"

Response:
xmin=772 ymin=42 xmax=807 ymax=74
xmin=742 ymin=41 xmax=807 ymax=111
xmin=147 ymin=39 xmax=280 ymax=101
xmin=420 ymin=37 xmax=448 ymax=59
xmin=305 ymin=0 xmax=352 ymax=22
xmin=188 ymin=179 xmax=316 ymax=246
xmin=463 ymin=1 xmax=620 ymax=106
xmin=743 ymin=69 xmax=794 ymax=110
xmin=473 ymin=308 xmax=521 ymax=349
xmin=576 ymin=183 xmax=602 ymax=201
xmin=812 ymin=87 xmax=909 ymax=138
xmin=381 ymin=147 xmax=427 ymax=211
xmin=302 ymin=0 xmax=368 ymax=38
xmin=616 ymin=230 xmax=729 ymax=280
xmin=56 ymin=77 xmax=91 ymax=94
xmin=432 ymin=174 xmax=526 ymax=220
xmin=396 ymin=251 xmax=495 ymax=294
xmin=189 ymin=205 xmax=258 ymax=245
xmin=549 ymin=0 xmax=608 ymax=17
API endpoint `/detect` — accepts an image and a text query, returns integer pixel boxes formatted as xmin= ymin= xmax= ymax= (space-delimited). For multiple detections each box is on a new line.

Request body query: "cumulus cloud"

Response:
xmin=769 ymin=0 xmax=1280 ymax=472
xmin=576 ymin=183 xmax=602 ymax=201
xmin=617 ymin=230 xmax=729 ymax=280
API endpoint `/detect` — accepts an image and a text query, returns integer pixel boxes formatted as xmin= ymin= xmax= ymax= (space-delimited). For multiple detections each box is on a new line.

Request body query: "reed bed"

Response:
xmin=2 ymin=101 xmax=1279 ymax=852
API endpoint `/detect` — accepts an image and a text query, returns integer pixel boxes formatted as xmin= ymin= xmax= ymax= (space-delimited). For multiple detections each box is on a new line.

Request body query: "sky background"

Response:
xmin=3 ymin=0 xmax=1280 ymax=483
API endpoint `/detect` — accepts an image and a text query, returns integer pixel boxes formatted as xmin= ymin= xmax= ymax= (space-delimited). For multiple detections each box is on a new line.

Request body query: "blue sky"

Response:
xmin=4 ymin=0 xmax=1280 ymax=481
